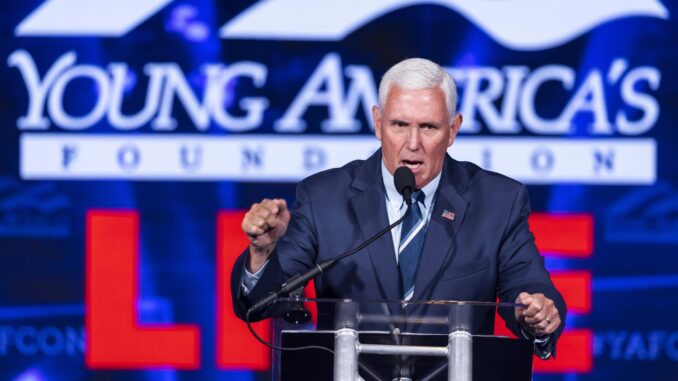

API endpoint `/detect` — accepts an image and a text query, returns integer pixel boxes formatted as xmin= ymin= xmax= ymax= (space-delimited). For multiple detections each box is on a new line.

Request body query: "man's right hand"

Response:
xmin=241 ymin=198 xmax=290 ymax=273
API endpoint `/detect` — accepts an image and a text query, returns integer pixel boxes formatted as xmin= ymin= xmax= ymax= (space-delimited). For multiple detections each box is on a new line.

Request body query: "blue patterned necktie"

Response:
xmin=398 ymin=190 xmax=426 ymax=300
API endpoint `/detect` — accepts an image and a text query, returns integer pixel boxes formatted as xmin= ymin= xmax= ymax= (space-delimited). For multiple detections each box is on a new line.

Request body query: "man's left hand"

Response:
xmin=514 ymin=292 xmax=561 ymax=338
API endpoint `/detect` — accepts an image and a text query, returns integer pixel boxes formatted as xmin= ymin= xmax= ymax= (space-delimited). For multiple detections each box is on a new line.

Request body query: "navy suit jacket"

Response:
xmin=231 ymin=150 xmax=566 ymax=346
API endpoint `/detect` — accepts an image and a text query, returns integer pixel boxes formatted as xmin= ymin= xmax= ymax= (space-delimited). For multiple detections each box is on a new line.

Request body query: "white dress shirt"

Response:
xmin=380 ymin=160 xmax=440 ymax=262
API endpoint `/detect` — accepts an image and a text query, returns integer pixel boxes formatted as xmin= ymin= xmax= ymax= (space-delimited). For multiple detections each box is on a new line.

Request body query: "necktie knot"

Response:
xmin=412 ymin=190 xmax=425 ymax=207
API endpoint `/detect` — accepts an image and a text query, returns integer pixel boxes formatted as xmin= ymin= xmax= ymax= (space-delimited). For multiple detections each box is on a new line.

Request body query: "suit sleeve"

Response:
xmin=230 ymin=181 xmax=319 ymax=321
xmin=495 ymin=184 xmax=567 ymax=356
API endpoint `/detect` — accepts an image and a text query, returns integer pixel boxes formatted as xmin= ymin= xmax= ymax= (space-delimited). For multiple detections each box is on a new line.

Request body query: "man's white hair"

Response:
xmin=378 ymin=58 xmax=457 ymax=117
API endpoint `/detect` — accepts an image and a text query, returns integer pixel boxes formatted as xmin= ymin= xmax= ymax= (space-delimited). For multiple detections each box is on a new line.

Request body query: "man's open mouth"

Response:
xmin=402 ymin=160 xmax=423 ymax=170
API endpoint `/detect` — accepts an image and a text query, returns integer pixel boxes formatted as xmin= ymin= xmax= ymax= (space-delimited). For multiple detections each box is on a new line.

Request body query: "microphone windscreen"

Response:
xmin=394 ymin=166 xmax=415 ymax=196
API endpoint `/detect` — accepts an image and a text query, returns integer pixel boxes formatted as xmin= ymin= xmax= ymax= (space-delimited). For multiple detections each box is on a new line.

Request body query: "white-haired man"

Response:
xmin=232 ymin=58 xmax=566 ymax=358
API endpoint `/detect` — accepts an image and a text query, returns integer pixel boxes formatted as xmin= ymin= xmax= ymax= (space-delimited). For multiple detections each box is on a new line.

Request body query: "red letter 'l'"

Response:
xmin=86 ymin=210 xmax=200 ymax=368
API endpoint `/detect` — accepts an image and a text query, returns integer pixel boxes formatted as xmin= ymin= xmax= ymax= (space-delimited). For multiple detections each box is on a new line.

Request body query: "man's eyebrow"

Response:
xmin=389 ymin=118 xmax=410 ymax=125
xmin=418 ymin=121 xmax=441 ymax=128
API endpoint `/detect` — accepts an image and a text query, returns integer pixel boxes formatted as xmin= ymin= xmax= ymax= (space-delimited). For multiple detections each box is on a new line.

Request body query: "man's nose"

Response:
xmin=406 ymin=127 xmax=420 ymax=150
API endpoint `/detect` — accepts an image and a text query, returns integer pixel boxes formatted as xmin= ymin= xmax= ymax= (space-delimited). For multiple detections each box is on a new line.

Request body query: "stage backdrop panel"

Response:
xmin=1 ymin=1 xmax=677 ymax=380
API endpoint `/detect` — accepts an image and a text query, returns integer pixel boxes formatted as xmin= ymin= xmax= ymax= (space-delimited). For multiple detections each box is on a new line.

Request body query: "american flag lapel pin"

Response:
xmin=441 ymin=209 xmax=455 ymax=221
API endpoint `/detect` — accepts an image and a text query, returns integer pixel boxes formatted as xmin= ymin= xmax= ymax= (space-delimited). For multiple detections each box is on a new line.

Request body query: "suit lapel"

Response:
xmin=412 ymin=157 xmax=470 ymax=301
xmin=349 ymin=151 xmax=400 ymax=301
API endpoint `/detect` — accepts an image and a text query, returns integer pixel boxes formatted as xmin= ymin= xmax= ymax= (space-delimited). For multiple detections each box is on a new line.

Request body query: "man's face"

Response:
xmin=373 ymin=85 xmax=462 ymax=189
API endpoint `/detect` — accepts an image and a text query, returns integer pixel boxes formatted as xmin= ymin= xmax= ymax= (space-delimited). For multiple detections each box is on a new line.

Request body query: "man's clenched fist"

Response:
xmin=241 ymin=198 xmax=290 ymax=272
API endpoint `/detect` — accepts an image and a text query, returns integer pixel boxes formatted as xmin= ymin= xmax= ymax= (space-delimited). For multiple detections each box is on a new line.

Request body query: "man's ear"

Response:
xmin=372 ymin=105 xmax=383 ymax=140
xmin=448 ymin=113 xmax=463 ymax=146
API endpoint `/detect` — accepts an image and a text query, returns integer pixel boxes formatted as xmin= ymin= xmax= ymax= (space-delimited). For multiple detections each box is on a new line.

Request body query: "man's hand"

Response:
xmin=514 ymin=292 xmax=561 ymax=338
xmin=241 ymin=198 xmax=290 ymax=273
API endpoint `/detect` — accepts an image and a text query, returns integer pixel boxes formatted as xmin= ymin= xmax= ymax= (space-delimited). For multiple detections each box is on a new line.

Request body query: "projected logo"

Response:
xmin=605 ymin=183 xmax=678 ymax=243
xmin=0 ymin=177 xmax=70 ymax=237
xmin=7 ymin=1 xmax=666 ymax=184
xmin=9 ymin=50 xmax=660 ymax=185
xmin=16 ymin=0 xmax=670 ymax=51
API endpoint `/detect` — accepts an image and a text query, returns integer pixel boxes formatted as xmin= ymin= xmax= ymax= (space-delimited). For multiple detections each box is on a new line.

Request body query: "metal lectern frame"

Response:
xmin=272 ymin=298 xmax=528 ymax=381
xmin=333 ymin=326 xmax=472 ymax=381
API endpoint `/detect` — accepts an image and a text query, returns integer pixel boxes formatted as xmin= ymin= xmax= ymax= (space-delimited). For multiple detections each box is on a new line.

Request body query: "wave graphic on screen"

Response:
xmin=220 ymin=0 xmax=669 ymax=50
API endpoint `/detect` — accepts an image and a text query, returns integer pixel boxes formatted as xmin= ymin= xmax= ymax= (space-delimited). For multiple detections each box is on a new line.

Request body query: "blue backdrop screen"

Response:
xmin=1 ymin=1 xmax=677 ymax=380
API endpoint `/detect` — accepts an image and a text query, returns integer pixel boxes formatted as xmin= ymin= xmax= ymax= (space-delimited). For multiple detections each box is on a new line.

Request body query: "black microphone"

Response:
xmin=247 ymin=166 xmax=416 ymax=314
xmin=394 ymin=166 xmax=416 ymax=206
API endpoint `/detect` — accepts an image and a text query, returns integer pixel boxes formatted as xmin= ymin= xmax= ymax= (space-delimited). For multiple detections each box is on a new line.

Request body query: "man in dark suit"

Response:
xmin=232 ymin=58 xmax=565 ymax=358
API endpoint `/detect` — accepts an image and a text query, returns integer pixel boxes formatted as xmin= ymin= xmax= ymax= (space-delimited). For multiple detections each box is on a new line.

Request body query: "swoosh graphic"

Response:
xmin=16 ymin=0 xmax=174 ymax=37
xmin=220 ymin=0 xmax=669 ymax=50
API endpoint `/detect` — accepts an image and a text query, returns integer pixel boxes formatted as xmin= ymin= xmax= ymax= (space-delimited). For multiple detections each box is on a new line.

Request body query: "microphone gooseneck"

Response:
xmin=247 ymin=166 xmax=417 ymax=314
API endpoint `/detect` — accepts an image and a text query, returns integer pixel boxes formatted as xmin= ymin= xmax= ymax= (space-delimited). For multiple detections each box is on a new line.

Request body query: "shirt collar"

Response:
xmin=381 ymin=159 xmax=441 ymax=211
